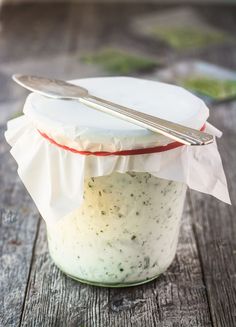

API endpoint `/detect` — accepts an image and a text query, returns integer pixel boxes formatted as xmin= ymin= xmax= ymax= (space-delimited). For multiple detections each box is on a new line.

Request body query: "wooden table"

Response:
xmin=0 ymin=3 xmax=235 ymax=327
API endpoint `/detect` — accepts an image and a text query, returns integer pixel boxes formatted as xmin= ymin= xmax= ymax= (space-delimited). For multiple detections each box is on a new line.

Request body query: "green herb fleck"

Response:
xmin=127 ymin=172 xmax=136 ymax=177
xmin=144 ymin=256 xmax=150 ymax=269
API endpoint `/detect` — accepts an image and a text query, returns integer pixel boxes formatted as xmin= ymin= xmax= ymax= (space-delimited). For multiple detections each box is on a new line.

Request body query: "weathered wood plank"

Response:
xmin=19 ymin=200 xmax=212 ymax=327
xmin=0 ymin=125 xmax=40 ymax=327
xmin=1 ymin=3 xmax=236 ymax=326
xmin=0 ymin=4 xmax=72 ymax=63
xmin=189 ymin=101 xmax=236 ymax=327
xmin=0 ymin=210 xmax=39 ymax=327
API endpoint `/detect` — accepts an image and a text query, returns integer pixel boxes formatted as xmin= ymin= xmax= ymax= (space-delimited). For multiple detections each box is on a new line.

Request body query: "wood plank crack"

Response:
xmin=19 ymin=218 xmax=41 ymax=327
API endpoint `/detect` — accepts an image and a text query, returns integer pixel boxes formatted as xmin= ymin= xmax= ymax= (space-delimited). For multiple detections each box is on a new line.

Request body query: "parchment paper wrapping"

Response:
xmin=5 ymin=115 xmax=230 ymax=223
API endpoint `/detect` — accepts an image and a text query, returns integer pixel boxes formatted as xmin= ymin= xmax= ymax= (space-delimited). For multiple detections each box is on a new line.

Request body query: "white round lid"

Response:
xmin=23 ymin=77 xmax=209 ymax=151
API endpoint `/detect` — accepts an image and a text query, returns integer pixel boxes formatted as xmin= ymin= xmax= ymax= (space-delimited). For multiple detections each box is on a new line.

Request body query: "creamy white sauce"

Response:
xmin=47 ymin=172 xmax=186 ymax=286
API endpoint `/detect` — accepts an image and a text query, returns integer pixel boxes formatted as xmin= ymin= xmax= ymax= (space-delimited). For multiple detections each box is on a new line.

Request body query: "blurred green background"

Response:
xmin=0 ymin=1 xmax=236 ymax=121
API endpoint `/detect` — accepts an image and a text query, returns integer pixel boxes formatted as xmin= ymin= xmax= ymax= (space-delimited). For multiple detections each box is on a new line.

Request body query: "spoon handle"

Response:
xmin=80 ymin=95 xmax=213 ymax=146
xmin=12 ymin=74 xmax=213 ymax=146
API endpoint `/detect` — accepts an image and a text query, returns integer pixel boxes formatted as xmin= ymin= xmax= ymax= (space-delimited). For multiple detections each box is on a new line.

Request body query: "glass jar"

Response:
xmin=47 ymin=171 xmax=187 ymax=287
xmin=7 ymin=76 xmax=221 ymax=288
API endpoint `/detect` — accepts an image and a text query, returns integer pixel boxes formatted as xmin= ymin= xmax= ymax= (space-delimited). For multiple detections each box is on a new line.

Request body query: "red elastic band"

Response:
xmin=38 ymin=124 xmax=206 ymax=156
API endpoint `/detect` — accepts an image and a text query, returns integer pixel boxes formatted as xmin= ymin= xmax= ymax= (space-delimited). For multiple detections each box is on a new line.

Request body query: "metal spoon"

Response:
xmin=12 ymin=74 xmax=213 ymax=146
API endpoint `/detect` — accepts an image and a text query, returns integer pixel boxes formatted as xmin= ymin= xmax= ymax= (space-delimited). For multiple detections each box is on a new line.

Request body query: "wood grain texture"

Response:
xmin=0 ymin=126 xmax=40 ymax=327
xmin=0 ymin=3 xmax=236 ymax=327
xmin=189 ymin=102 xmax=236 ymax=327
xmin=0 ymin=210 xmax=39 ymax=327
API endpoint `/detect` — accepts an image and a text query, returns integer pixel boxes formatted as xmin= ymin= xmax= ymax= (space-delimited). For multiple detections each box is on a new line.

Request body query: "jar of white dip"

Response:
xmin=47 ymin=173 xmax=187 ymax=286
xmin=5 ymin=77 xmax=230 ymax=287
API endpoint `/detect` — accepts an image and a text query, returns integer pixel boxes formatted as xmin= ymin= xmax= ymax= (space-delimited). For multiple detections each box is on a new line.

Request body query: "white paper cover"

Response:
xmin=21 ymin=77 xmax=210 ymax=152
xmin=5 ymin=114 xmax=230 ymax=223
